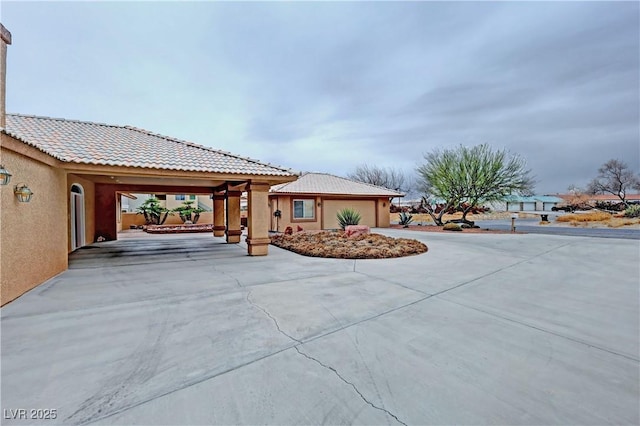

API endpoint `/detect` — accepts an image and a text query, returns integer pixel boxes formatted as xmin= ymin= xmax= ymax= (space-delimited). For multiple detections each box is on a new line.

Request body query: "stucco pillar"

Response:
xmin=225 ymin=190 xmax=242 ymax=243
xmin=246 ymin=182 xmax=271 ymax=256
xmin=212 ymin=192 xmax=226 ymax=237
xmin=1 ymin=24 xmax=12 ymax=129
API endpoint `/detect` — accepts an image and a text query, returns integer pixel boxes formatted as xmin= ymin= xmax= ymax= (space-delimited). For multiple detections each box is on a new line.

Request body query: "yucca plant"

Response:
xmin=337 ymin=208 xmax=362 ymax=230
xmin=398 ymin=212 xmax=414 ymax=228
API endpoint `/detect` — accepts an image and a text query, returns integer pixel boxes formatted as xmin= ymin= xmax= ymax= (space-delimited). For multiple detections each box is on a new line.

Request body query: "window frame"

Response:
xmin=291 ymin=198 xmax=316 ymax=222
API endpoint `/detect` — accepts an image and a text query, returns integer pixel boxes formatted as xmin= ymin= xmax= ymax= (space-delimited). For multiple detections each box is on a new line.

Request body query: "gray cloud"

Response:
xmin=3 ymin=1 xmax=638 ymax=194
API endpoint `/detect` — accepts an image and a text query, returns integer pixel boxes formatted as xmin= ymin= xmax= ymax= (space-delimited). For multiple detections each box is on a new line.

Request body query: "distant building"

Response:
xmin=490 ymin=195 xmax=564 ymax=212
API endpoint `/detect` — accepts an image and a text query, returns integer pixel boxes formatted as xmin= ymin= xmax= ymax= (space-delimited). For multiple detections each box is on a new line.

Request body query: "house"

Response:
xmin=0 ymin=24 xmax=297 ymax=305
xmin=269 ymin=172 xmax=403 ymax=231
xmin=557 ymin=193 xmax=640 ymax=206
xmin=490 ymin=195 xmax=564 ymax=212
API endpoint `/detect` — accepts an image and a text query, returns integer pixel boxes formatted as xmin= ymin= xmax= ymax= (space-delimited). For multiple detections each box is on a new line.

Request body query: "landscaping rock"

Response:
xmin=345 ymin=225 xmax=370 ymax=238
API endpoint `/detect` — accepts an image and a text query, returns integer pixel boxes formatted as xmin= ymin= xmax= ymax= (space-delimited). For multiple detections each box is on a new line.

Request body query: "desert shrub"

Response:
xmin=624 ymin=205 xmax=640 ymax=218
xmin=556 ymin=212 xmax=612 ymax=223
xmin=337 ymin=208 xmax=362 ymax=230
xmin=443 ymin=223 xmax=462 ymax=231
xmin=171 ymin=200 xmax=205 ymax=224
xmin=398 ymin=212 xmax=414 ymax=227
xmin=270 ymin=231 xmax=428 ymax=259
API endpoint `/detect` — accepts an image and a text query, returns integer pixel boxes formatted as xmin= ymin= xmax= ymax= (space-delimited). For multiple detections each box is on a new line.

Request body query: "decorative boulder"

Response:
xmin=345 ymin=225 xmax=370 ymax=238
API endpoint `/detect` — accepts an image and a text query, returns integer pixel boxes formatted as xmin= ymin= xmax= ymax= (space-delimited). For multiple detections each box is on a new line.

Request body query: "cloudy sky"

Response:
xmin=3 ymin=1 xmax=638 ymax=194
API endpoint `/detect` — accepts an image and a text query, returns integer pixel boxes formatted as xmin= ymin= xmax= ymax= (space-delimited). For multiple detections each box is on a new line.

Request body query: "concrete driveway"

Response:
xmin=1 ymin=230 xmax=638 ymax=425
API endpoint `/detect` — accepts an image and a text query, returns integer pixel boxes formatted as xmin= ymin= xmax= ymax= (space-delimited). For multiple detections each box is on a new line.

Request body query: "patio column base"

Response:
xmin=246 ymin=237 xmax=270 ymax=256
xmin=226 ymin=229 xmax=242 ymax=243
xmin=213 ymin=225 xmax=226 ymax=237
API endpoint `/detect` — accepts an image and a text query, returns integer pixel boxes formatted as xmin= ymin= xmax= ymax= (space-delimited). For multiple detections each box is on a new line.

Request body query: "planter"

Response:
xmin=145 ymin=224 xmax=214 ymax=234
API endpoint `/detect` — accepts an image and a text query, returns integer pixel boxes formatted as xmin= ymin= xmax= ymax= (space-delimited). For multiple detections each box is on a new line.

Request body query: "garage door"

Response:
xmin=522 ymin=202 xmax=536 ymax=211
xmin=322 ymin=200 xmax=376 ymax=230
xmin=543 ymin=202 xmax=556 ymax=211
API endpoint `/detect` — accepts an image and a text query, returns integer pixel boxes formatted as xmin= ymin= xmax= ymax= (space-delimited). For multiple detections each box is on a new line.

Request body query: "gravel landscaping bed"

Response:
xmin=270 ymin=231 xmax=428 ymax=259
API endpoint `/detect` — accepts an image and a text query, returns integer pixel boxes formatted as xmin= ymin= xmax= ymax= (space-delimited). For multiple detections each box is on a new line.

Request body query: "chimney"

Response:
xmin=0 ymin=23 xmax=12 ymax=129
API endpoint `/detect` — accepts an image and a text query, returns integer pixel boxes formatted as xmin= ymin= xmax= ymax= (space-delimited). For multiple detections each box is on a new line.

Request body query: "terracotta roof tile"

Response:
xmin=270 ymin=172 xmax=404 ymax=197
xmin=4 ymin=114 xmax=294 ymax=177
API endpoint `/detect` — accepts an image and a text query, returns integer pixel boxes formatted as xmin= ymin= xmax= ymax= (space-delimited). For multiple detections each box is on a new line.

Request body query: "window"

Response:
xmin=189 ymin=195 xmax=196 ymax=200
xmin=293 ymin=199 xmax=315 ymax=219
xmin=175 ymin=194 xmax=186 ymax=201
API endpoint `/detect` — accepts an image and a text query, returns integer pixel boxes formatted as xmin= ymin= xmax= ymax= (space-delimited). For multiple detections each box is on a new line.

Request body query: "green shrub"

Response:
xmin=337 ymin=208 xmax=362 ymax=230
xmin=443 ymin=222 xmax=462 ymax=231
xmin=398 ymin=212 xmax=414 ymax=228
xmin=136 ymin=197 xmax=171 ymax=225
xmin=172 ymin=200 xmax=206 ymax=224
xmin=624 ymin=205 xmax=640 ymax=218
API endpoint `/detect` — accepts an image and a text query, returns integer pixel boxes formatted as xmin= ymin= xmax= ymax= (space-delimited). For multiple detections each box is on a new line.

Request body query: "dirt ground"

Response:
xmin=390 ymin=212 xmax=640 ymax=229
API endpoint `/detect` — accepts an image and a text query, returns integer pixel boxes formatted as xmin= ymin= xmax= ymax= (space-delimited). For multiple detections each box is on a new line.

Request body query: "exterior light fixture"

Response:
xmin=14 ymin=184 xmax=34 ymax=202
xmin=0 ymin=165 xmax=11 ymax=185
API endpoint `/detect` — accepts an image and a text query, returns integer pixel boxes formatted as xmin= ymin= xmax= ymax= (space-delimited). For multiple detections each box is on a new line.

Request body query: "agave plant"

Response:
xmin=398 ymin=212 xmax=414 ymax=228
xmin=337 ymin=208 xmax=362 ymax=230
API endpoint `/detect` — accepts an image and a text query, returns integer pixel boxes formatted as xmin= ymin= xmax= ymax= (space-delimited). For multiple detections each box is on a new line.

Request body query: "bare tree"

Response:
xmin=565 ymin=184 xmax=591 ymax=208
xmin=347 ymin=164 xmax=411 ymax=193
xmin=587 ymin=159 xmax=640 ymax=206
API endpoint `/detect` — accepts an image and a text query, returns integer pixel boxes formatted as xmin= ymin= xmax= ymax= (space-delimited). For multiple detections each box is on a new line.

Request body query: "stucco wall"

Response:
xmin=269 ymin=195 xmax=391 ymax=231
xmin=270 ymin=195 xmax=323 ymax=232
xmin=323 ymin=199 xmax=376 ymax=229
xmin=376 ymin=197 xmax=391 ymax=227
xmin=1 ymin=145 xmax=68 ymax=305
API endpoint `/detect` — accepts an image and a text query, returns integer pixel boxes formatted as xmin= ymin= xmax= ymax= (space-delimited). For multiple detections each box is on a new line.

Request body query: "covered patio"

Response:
xmin=1 ymin=113 xmax=296 ymax=304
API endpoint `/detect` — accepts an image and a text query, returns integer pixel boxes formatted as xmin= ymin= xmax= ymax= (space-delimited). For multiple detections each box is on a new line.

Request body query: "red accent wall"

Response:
xmin=95 ymin=184 xmax=118 ymax=241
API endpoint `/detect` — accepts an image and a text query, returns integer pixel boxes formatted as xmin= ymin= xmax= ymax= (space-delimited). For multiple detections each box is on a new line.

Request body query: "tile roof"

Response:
xmin=3 ymin=114 xmax=294 ymax=176
xmin=270 ymin=172 xmax=404 ymax=197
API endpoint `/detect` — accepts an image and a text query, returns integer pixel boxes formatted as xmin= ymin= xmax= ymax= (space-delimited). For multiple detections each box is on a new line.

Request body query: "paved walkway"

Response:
xmin=1 ymin=230 xmax=638 ymax=425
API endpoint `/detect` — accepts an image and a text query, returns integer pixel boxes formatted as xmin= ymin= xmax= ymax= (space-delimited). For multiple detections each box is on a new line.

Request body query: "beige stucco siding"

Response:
xmin=376 ymin=197 xmax=391 ymax=227
xmin=269 ymin=195 xmax=323 ymax=232
xmin=322 ymin=199 xmax=376 ymax=229
xmin=1 ymin=145 xmax=68 ymax=305
xmin=269 ymin=195 xmax=392 ymax=231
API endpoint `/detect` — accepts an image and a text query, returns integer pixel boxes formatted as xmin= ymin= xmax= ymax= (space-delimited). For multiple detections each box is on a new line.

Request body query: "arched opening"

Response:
xmin=70 ymin=184 xmax=85 ymax=251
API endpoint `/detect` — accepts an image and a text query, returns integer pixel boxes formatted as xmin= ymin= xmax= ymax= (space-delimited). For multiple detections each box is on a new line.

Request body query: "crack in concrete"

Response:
xmin=295 ymin=346 xmax=407 ymax=426
xmin=80 ymin=240 xmax=582 ymax=425
xmin=246 ymin=291 xmax=302 ymax=344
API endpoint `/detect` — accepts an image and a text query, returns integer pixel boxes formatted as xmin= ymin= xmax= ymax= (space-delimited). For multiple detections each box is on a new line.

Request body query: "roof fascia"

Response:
xmin=1 ymin=134 xmax=61 ymax=167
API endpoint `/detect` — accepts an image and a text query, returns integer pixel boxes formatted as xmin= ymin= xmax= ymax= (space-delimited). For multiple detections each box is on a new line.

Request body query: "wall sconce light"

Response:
xmin=14 ymin=184 xmax=34 ymax=202
xmin=317 ymin=202 xmax=321 ymax=207
xmin=0 ymin=165 xmax=12 ymax=185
